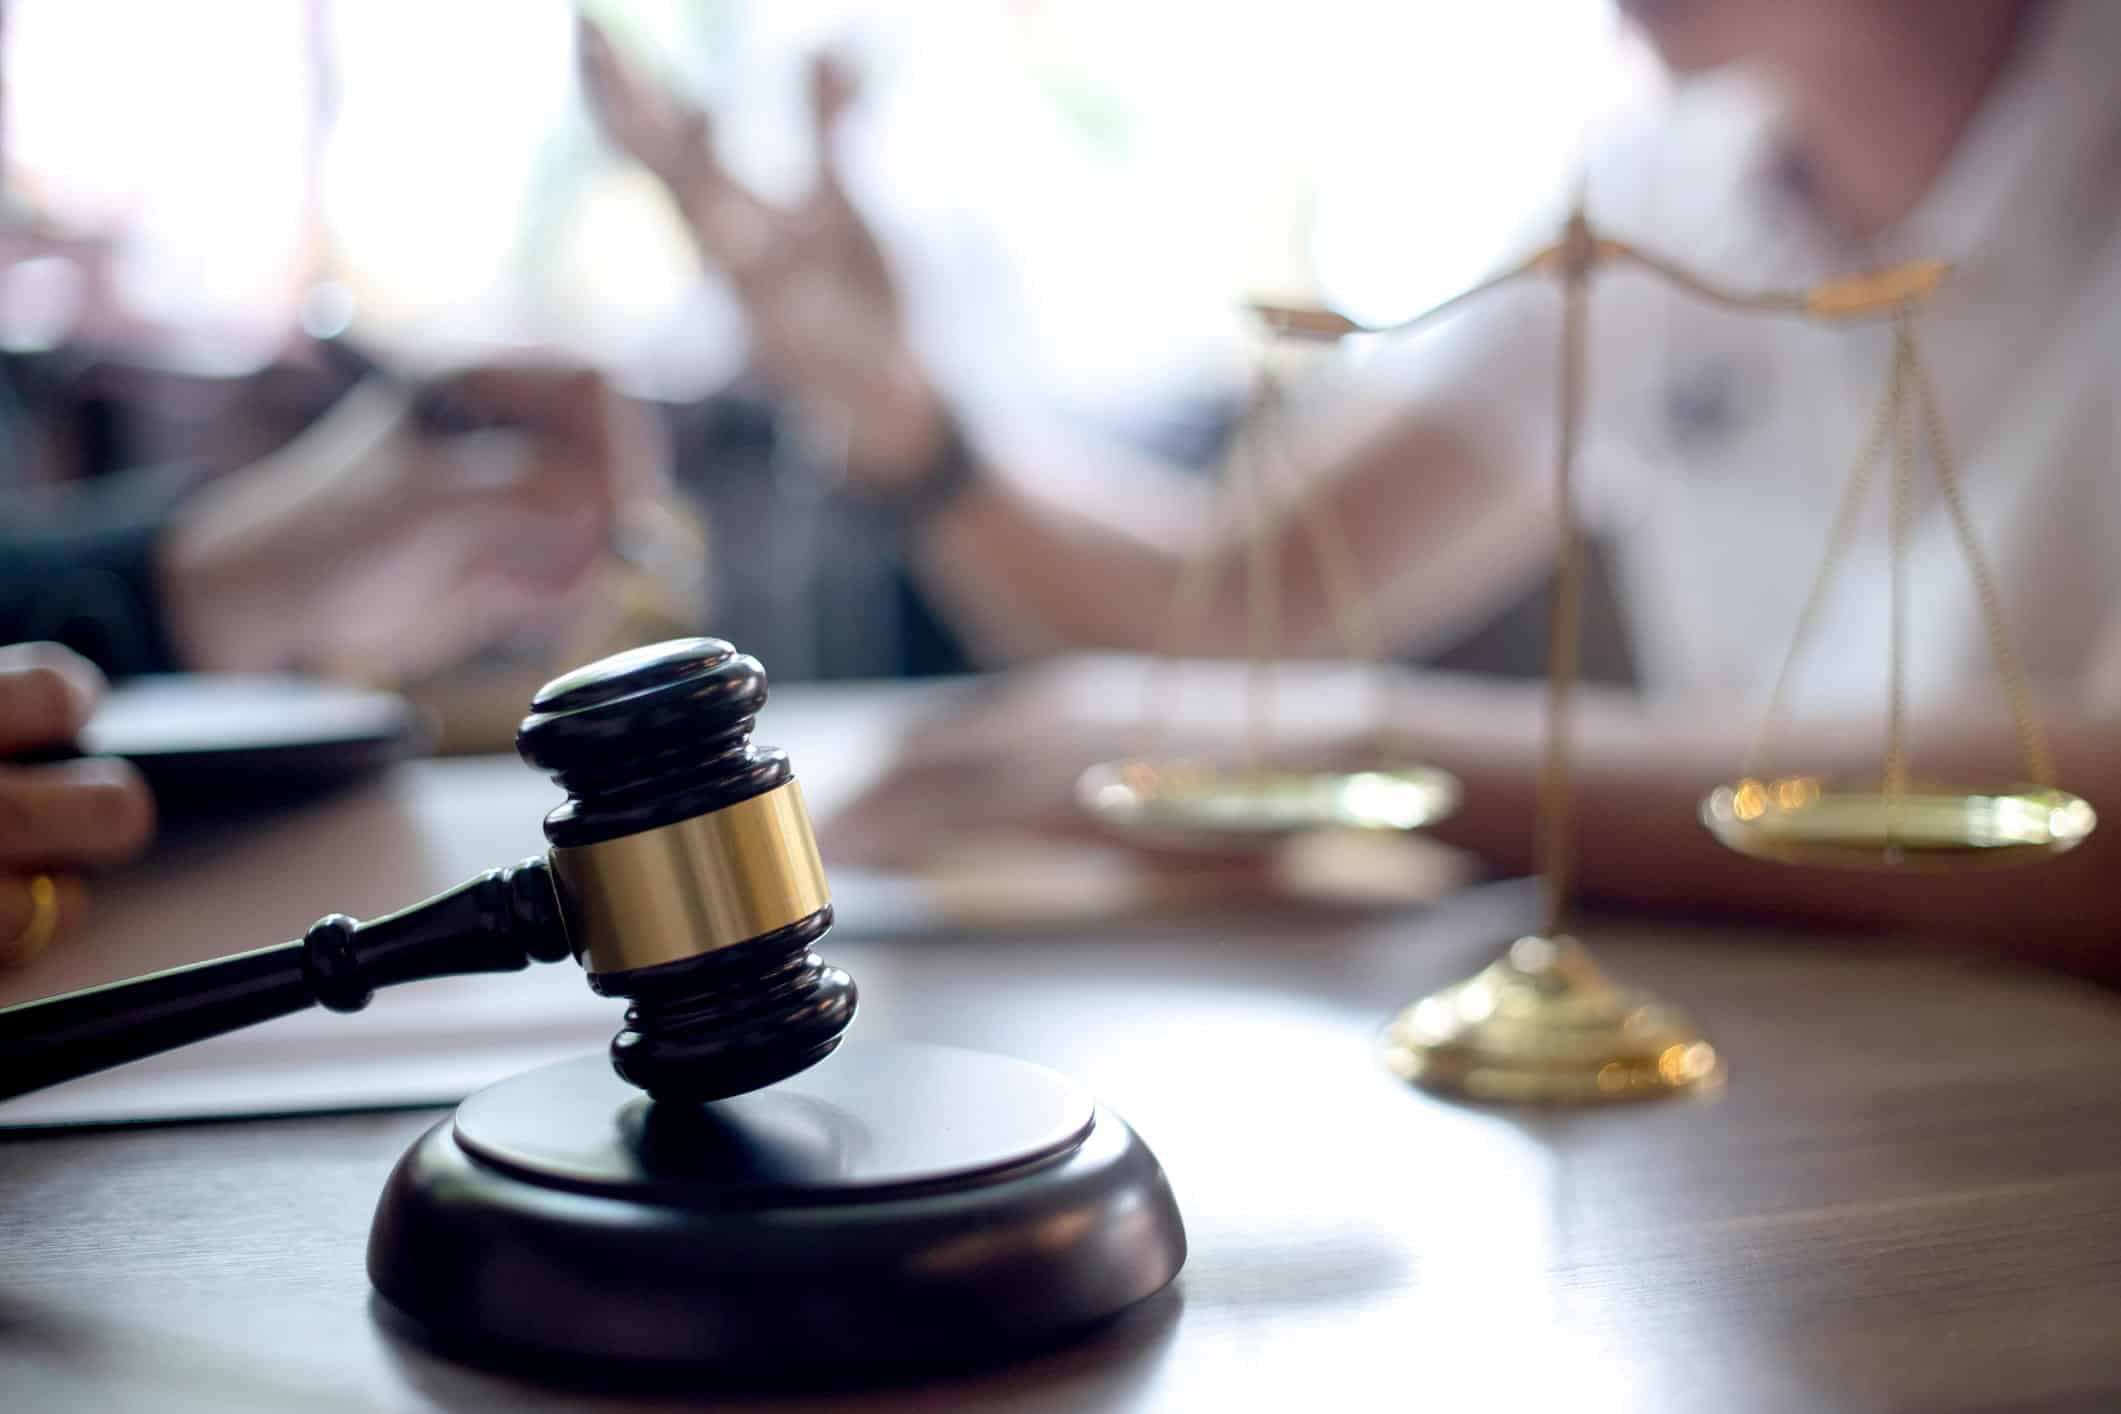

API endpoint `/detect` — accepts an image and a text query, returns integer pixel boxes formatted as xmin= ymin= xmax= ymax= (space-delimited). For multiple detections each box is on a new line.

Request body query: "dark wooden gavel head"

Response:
xmin=515 ymin=638 xmax=855 ymax=1103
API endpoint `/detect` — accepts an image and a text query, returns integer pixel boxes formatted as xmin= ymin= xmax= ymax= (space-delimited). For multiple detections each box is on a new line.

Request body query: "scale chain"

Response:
xmin=1134 ymin=407 xmax=1247 ymax=766
xmin=1256 ymin=370 xmax=1402 ymax=766
xmin=1242 ymin=378 xmax=1282 ymax=776
xmin=1537 ymin=273 xmax=1590 ymax=938
xmin=1884 ymin=319 xmax=1919 ymax=842
xmin=1742 ymin=339 xmax=1902 ymax=780
xmin=1135 ymin=353 xmax=1417 ymax=774
xmin=1902 ymin=331 xmax=2055 ymax=788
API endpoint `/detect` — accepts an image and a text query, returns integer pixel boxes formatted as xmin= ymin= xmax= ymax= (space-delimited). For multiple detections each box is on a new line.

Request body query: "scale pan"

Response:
xmin=1078 ymin=759 xmax=1460 ymax=849
xmin=1701 ymin=777 xmax=2095 ymax=869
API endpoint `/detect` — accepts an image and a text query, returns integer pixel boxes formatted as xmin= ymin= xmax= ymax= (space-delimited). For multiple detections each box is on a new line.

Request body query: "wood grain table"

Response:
xmin=3 ymin=685 xmax=2119 ymax=1412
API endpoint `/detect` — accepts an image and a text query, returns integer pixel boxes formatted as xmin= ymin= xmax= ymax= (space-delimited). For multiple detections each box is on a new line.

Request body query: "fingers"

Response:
xmin=577 ymin=14 xmax=701 ymax=180
xmin=688 ymin=188 xmax=778 ymax=283
xmin=0 ymin=871 xmax=87 ymax=968
xmin=0 ymin=642 xmax=105 ymax=756
xmin=548 ymin=364 xmax=667 ymax=503
xmin=463 ymin=505 xmax=616 ymax=601
xmin=577 ymin=12 xmax=769 ymax=261
xmin=435 ymin=362 xmax=607 ymax=445
xmin=323 ymin=565 xmax=546 ymax=684
xmin=575 ymin=17 xmax=782 ymax=278
xmin=807 ymin=51 xmax=860 ymax=210
xmin=428 ymin=364 xmax=661 ymax=515
xmin=0 ymin=757 xmax=155 ymax=868
xmin=809 ymin=51 xmax=858 ymax=131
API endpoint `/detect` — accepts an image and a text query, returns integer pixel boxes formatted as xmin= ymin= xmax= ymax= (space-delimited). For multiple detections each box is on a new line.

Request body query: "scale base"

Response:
xmin=1381 ymin=934 xmax=1722 ymax=1103
xmin=368 ymin=1041 xmax=1185 ymax=1374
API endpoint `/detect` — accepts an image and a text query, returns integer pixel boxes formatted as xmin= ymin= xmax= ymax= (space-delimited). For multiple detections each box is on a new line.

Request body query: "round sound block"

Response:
xmin=367 ymin=1041 xmax=1186 ymax=1374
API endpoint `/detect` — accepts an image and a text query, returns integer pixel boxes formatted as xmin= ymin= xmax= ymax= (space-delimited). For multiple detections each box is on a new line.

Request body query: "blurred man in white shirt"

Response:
xmin=584 ymin=0 xmax=2121 ymax=962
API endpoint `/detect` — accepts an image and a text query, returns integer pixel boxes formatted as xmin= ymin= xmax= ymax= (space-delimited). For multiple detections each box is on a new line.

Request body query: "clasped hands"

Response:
xmin=6 ymin=357 xmax=665 ymax=962
xmin=161 ymin=360 xmax=667 ymax=680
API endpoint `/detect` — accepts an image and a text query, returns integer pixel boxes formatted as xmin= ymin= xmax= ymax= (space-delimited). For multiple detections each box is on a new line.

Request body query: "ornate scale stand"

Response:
xmin=1083 ymin=201 xmax=2095 ymax=1104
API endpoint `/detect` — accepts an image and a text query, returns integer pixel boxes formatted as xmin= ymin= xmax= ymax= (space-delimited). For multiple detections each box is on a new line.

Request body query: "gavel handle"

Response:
xmin=0 ymin=857 xmax=571 ymax=1102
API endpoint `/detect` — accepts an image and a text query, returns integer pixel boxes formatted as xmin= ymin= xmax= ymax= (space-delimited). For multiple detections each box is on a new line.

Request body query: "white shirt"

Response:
xmin=1381 ymin=0 xmax=2121 ymax=718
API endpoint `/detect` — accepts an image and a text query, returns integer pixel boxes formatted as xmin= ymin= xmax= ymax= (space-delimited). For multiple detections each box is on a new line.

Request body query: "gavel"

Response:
xmin=0 ymin=638 xmax=857 ymax=1104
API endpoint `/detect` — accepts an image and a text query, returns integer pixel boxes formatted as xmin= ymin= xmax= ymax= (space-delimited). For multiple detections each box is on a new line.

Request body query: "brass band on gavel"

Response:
xmin=551 ymin=780 xmax=832 ymax=975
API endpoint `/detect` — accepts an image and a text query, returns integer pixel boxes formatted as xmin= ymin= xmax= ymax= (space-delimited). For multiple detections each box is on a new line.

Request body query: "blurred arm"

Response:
xmin=908 ymin=405 xmax=1555 ymax=664
xmin=1393 ymin=673 xmax=2121 ymax=970
xmin=828 ymin=658 xmax=2121 ymax=977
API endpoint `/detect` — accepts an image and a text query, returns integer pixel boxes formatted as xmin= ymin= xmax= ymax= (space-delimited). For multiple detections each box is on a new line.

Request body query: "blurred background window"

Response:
xmin=0 ymin=0 xmax=1645 ymax=682
xmin=3 ymin=0 xmax=1638 ymax=378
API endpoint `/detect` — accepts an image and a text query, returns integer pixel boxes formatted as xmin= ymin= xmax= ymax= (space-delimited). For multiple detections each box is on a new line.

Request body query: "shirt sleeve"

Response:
xmin=0 ymin=486 xmax=188 ymax=678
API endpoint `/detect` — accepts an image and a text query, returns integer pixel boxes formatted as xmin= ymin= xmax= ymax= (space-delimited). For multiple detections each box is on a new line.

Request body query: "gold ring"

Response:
xmin=2 ymin=873 xmax=59 ymax=962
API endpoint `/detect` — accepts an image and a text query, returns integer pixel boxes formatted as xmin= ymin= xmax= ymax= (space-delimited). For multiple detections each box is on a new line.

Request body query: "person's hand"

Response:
xmin=817 ymin=653 xmax=1540 ymax=869
xmin=157 ymin=361 xmax=666 ymax=678
xmin=819 ymin=656 xmax=1399 ymax=870
xmin=818 ymin=656 xmax=1479 ymax=917
xmin=0 ymin=643 xmax=155 ymax=966
xmin=577 ymin=15 xmax=946 ymax=482
xmin=820 ymin=667 xmax=1110 ymax=871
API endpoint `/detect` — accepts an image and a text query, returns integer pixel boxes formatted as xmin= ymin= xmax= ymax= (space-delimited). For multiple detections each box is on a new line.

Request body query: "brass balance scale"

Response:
xmin=1078 ymin=202 xmax=2097 ymax=1103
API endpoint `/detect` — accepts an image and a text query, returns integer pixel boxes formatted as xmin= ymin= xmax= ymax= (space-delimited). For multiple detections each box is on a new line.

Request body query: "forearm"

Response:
xmin=908 ymin=411 xmax=1553 ymax=664
xmin=910 ymin=431 xmax=1210 ymax=658
xmin=1403 ymin=675 xmax=2121 ymax=957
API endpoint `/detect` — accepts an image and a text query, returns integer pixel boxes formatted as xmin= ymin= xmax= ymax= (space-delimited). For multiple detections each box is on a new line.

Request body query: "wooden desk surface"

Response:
xmin=3 ymin=685 xmax=2119 ymax=1412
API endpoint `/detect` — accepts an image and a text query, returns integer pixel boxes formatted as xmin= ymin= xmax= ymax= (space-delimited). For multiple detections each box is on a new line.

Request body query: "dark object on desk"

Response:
xmin=0 ymin=638 xmax=853 ymax=1104
xmin=79 ymin=673 xmax=420 ymax=809
xmin=369 ymin=1045 xmax=1186 ymax=1373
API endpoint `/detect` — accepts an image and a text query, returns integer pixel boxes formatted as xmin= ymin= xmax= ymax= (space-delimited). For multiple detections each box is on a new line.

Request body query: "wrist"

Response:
xmin=841 ymin=353 xmax=951 ymax=490
xmin=848 ymin=402 xmax=980 ymax=530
